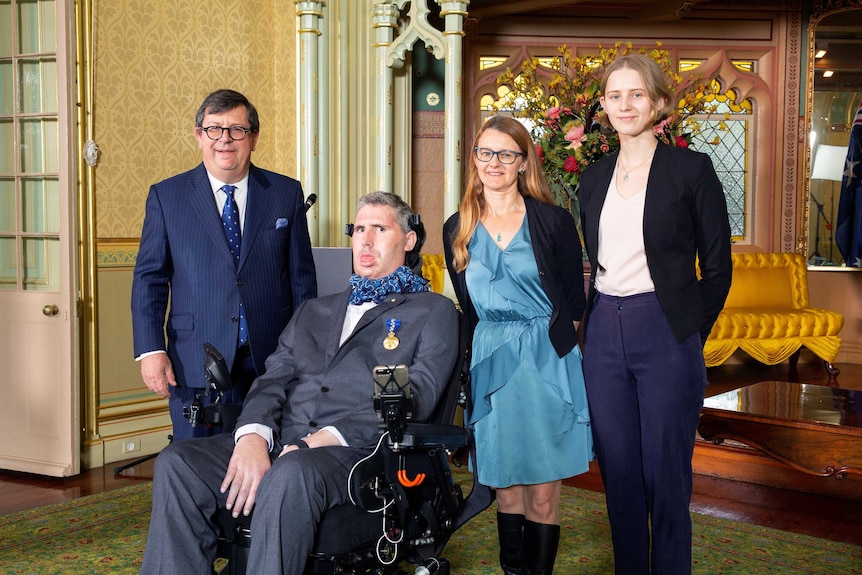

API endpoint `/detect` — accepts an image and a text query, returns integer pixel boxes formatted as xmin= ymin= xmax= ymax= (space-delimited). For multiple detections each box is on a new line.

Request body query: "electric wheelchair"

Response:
xmin=195 ymin=313 xmax=492 ymax=575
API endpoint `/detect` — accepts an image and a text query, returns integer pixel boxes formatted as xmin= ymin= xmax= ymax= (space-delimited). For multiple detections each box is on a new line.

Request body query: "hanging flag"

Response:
xmin=834 ymin=100 xmax=862 ymax=267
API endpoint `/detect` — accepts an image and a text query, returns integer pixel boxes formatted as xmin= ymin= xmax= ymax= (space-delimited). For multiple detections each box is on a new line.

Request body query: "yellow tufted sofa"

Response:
xmin=703 ymin=252 xmax=844 ymax=376
xmin=421 ymin=254 xmax=448 ymax=295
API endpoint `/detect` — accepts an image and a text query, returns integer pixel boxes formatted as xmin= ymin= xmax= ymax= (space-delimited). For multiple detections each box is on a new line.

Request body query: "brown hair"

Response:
xmin=450 ymin=116 xmax=555 ymax=273
xmin=195 ymin=89 xmax=260 ymax=133
xmin=597 ymin=53 xmax=675 ymax=130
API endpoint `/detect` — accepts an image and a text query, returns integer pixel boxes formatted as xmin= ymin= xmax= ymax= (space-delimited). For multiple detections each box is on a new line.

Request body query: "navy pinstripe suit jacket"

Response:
xmin=131 ymin=163 xmax=317 ymax=388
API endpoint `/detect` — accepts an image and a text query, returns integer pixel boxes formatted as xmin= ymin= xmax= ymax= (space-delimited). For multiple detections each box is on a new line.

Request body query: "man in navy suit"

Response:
xmin=132 ymin=89 xmax=317 ymax=440
xmin=140 ymin=192 xmax=459 ymax=575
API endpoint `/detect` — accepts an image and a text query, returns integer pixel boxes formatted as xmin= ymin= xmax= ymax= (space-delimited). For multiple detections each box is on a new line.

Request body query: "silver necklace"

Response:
xmin=619 ymin=153 xmax=654 ymax=181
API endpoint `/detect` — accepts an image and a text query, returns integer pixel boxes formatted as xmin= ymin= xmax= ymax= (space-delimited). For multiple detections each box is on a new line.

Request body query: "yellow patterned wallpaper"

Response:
xmin=94 ymin=0 xmax=297 ymax=240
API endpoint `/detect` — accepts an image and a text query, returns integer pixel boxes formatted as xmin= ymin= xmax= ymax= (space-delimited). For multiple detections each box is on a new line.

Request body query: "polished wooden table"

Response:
xmin=698 ymin=381 xmax=862 ymax=479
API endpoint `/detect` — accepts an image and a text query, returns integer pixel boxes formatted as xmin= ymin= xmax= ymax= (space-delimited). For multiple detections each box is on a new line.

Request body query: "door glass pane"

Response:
xmin=6 ymin=0 xmax=61 ymax=295
xmin=18 ymin=0 xmax=56 ymax=55
xmin=0 ymin=1 xmax=11 ymax=57
xmin=22 ymin=236 xmax=58 ymax=291
xmin=19 ymin=117 xmax=58 ymax=172
xmin=0 ymin=119 xmax=12 ymax=173
xmin=0 ymin=59 xmax=11 ymax=114
xmin=18 ymin=57 xmax=57 ymax=113
xmin=23 ymin=176 xmax=58 ymax=233
xmin=0 ymin=236 xmax=16 ymax=290
xmin=0 ymin=178 xmax=14 ymax=232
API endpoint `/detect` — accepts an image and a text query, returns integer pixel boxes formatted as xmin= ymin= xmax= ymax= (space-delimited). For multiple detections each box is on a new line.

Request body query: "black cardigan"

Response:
xmin=443 ymin=196 xmax=586 ymax=358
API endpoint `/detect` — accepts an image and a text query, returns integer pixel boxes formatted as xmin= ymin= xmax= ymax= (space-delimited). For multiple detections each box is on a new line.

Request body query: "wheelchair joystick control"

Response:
xmin=183 ymin=343 xmax=242 ymax=430
xmin=415 ymin=558 xmax=441 ymax=575
xmin=373 ymin=364 xmax=413 ymax=443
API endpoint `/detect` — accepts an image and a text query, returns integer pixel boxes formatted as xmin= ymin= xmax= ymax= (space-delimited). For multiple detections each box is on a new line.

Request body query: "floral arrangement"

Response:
xmin=495 ymin=42 xmax=716 ymax=202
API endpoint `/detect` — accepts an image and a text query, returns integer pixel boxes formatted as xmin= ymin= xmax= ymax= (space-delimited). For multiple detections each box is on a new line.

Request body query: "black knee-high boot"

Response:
xmin=497 ymin=512 xmax=526 ymax=575
xmin=523 ymin=520 xmax=560 ymax=575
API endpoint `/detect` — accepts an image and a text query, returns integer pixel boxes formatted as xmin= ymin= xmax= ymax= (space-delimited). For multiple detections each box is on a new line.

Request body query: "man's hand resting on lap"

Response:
xmin=221 ymin=433 xmax=272 ymax=518
xmin=277 ymin=428 xmax=339 ymax=457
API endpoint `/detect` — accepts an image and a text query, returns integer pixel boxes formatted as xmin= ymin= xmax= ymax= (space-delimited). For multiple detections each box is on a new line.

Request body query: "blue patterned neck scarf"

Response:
xmin=349 ymin=265 xmax=429 ymax=305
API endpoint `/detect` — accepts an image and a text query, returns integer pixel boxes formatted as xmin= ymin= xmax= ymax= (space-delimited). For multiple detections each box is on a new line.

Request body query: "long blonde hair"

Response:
xmin=450 ymin=116 xmax=555 ymax=273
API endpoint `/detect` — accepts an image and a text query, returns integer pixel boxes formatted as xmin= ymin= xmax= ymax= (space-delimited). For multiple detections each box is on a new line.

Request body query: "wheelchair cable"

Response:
xmin=376 ymin=523 xmax=404 ymax=566
xmin=347 ymin=431 xmax=394 ymax=513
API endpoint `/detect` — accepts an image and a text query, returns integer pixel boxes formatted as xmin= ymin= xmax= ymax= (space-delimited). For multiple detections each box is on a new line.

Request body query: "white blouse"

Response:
xmin=594 ymin=170 xmax=656 ymax=297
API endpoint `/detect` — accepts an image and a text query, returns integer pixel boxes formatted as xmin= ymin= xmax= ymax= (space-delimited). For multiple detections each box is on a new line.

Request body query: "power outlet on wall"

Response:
xmin=122 ymin=439 xmax=141 ymax=453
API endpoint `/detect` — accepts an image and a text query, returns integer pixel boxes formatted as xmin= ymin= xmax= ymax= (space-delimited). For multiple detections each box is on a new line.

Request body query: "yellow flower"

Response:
xmin=493 ymin=42 xmax=714 ymax=200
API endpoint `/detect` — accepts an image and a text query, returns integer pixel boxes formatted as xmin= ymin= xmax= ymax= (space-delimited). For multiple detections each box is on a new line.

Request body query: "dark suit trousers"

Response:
xmin=583 ymin=292 xmax=707 ymax=575
xmin=140 ymin=433 xmax=370 ymax=575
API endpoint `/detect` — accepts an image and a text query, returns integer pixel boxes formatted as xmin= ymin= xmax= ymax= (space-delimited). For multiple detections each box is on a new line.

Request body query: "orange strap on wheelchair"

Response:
xmin=397 ymin=468 xmax=426 ymax=487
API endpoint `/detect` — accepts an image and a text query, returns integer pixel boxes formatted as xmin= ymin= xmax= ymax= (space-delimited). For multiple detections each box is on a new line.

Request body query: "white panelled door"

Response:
xmin=0 ymin=0 xmax=78 ymax=476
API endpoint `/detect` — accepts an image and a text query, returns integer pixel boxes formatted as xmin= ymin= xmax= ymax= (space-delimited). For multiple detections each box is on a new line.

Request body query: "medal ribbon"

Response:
xmin=387 ymin=318 xmax=401 ymax=336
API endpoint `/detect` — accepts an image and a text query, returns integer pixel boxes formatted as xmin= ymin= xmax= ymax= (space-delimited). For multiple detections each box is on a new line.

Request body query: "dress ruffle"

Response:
xmin=466 ymin=221 xmax=593 ymax=487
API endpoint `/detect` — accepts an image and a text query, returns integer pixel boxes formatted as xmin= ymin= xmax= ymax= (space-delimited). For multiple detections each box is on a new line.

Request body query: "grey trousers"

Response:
xmin=140 ymin=433 xmax=369 ymax=575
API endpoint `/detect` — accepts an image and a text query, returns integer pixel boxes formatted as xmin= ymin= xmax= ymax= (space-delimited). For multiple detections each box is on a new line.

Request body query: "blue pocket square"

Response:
xmin=275 ymin=217 xmax=289 ymax=229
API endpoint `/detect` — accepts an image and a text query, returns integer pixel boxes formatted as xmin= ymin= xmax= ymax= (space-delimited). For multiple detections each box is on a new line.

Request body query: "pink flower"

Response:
xmin=536 ymin=144 xmax=544 ymax=161
xmin=565 ymin=125 xmax=585 ymax=144
xmin=653 ymin=118 xmax=670 ymax=136
xmin=563 ymin=155 xmax=579 ymax=173
xmin=674 ymin=135 xmax=689 ymax=148
xmin=545 ymin=107 xmax=562 ymax=120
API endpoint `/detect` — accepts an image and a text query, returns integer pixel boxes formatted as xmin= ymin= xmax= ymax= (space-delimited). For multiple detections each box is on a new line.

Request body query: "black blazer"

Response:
xmin=443 ymin=196 xmax=585 ymax=358
xmin=578 ymin=143 xmax=732 ymax=344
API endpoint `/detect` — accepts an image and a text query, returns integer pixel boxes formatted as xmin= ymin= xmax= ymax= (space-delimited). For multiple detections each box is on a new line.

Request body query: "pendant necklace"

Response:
xmin=619 ymin=152 xmax=654 ymax=181
xmin=495 ymin=233 xmax=502 ymax=242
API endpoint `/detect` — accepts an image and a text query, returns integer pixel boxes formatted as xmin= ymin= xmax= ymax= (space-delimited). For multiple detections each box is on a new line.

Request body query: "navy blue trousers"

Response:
xmin=583 ymin=292 xmax=707 ymax=575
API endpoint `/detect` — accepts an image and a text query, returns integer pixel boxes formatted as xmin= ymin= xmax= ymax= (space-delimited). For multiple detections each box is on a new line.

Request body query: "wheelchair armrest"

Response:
xmin=386 ymin=422 xmax=467 ymax=450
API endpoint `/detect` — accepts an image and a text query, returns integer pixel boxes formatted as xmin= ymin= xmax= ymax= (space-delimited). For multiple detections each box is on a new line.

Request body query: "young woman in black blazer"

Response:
xmin=578 ymin=54 xmax=732 ymax=575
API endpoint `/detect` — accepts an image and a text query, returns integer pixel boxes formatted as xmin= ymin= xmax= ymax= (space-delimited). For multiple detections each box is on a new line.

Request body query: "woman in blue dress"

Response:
xmin=444 ymin=116 xmax=593 ymax=575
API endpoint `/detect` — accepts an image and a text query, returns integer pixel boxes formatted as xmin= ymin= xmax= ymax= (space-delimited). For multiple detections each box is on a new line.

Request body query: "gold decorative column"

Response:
xmin=438 ymin=0 xmax=468 ymax=217
xmin=372 ymin=1 xmax=400 ymax=194
xmin=76 ymin=0 xmax=100 ymax=446
xmin=296 ymin=0 xmax=325 ymax=244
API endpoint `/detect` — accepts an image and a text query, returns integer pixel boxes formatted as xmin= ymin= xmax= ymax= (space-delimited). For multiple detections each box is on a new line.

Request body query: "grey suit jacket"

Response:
xmin=236 ymin=289 xmax=460 ymax=449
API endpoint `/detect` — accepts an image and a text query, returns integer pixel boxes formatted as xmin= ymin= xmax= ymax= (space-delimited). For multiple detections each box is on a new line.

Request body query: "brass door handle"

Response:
xmin=42 ymin=304 xmax=59 ymax=317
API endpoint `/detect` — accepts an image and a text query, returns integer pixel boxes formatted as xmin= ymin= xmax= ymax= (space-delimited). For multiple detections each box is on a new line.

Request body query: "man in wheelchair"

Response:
xmin=141 ymin=192 xmax=461 ymax=574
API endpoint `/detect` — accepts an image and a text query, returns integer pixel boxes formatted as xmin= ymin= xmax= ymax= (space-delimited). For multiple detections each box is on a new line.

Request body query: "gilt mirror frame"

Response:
xmin=803 ymin=0 xmax=862 ymax=270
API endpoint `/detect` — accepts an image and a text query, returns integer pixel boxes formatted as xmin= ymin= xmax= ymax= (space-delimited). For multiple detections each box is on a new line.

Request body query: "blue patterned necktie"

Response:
xmin=221 ymin=185 xmax=248 ymax=345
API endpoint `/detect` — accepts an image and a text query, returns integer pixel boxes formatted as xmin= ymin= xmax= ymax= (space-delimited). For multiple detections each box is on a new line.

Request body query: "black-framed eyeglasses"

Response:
xmin=474 ymin=147 xmax=525 ymax=165
xmin=200 ymin=126 xmax=252 ymax=141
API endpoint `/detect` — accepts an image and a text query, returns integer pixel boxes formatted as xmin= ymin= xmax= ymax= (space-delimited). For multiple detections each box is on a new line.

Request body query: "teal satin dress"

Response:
xmin=467 ymin=218 xmax=593 ymax=488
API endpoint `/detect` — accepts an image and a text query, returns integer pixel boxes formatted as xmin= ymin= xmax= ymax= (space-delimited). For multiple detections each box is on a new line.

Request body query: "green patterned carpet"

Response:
xmin=0 ymin=480 xmax=860 ymax=574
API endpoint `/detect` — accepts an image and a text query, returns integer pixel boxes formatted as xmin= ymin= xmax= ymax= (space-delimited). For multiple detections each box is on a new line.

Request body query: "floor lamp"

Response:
xmin=811 ymin=144 xmax=847 ymax=264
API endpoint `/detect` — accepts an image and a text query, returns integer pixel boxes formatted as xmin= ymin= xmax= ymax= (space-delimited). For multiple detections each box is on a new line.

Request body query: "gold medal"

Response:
xmin=383 ymin=333 xmax=400 ymax=350
xmin=383 ymin=318 xmax=401 ymax=350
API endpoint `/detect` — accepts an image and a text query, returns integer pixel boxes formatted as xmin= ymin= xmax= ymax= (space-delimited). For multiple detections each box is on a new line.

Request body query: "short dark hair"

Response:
xmin=356 ymin=192 xmax=415 ymax=235
xmin=355 ymin=192 xmax=426 ymax=271
xmin=195 ymin=89 xmax=260 ymax=133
